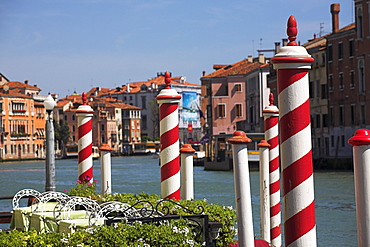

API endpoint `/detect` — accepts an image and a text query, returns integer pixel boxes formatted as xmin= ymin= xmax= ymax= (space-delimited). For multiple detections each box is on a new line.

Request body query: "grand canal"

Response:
xmin=0 ymin=155 xmax=357 ymax=246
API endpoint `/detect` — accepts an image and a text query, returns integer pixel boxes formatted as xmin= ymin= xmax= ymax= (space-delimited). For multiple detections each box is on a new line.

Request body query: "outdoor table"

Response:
xmin=10 ymin=202 xmax=58 ymax=231
xmin=58 ymin=218 xmax=104 ymax=234
xmin=29 ymin=210 xmax=92 ymax=233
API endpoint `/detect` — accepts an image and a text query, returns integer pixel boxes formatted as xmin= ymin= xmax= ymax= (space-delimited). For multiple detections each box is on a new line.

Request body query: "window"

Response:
xmin=321 ymin=53 xmax=326 ymax=65
xmin=339 ymin=73 xmax=344 ymax=90
xmin=309 ymin=81 xmax=314 ymax=98
xmin=328 ymin=45 xmax=333 ymax=62
xmin=349 ymin=39 xmax=354 ymax=57
xmin=64 ymin=115 xmax=67 ymax=121
xmin=235 ymin=84 xmax=242 ymax=92
xmin=341 ymin=135 xmax=345 ymax=147
xmin=141 ymin=96 xmax=146 ymax=109
xmin=359 ymin=60 xmax=365 ymax=92
xmin=316 ymin=80 xmax=320 ymax=98
xmin=338 ymin=42 xmax=343 ymax=59
xmin=360 ymin=105 xmax=366 ymax=124
xmin=329 ymin=106 xmax=334 ymax=126
xmin=101 ymin=124 xmax=105 ymax=131
xmin=323 ymin=114 xmax=328 ymax=127
xmin=339 ymin=105 xmax=344 ymax=125
xmin=316 ymin=115 xmax=321 ymax=128
xmin=331 ymin=136 xmax=334 ymax=148
xmin=72 ymin=115 xmax=75 ymax=121
xmin=249 ymin=106 xmax=254 ymax=123
xmin=217 ymin=104 xmax=226 ymax=118
xmin=350 ymin=70 xmax=355 ymax=88
xmin=235 ymin=104 xmax=242 ymax=117
xmin=357 ymin=7 xmax=363 ymax=39
xmin=142 ymin=115 xmax=147 ymax=129
xmin=351 ymin=105 xmax=356 ymax=125
xmin=328 ymin=75 xmax=333 ymax=91
xmin=321 ymin=84 xmax=327 ymax=99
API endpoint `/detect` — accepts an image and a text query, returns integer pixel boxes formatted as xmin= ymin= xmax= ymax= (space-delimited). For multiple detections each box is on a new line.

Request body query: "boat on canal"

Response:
xmin=65 ymin=144 xmax=100 ymax=159
xmin=203 ymin=133 xmax=264 ymax=171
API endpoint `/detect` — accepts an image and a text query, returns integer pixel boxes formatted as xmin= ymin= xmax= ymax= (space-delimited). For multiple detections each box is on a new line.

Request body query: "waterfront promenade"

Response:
xmin=0 ymin=156 xmax=357 ymax=246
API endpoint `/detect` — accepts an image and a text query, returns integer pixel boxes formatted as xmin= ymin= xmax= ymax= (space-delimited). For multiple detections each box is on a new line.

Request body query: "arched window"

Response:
xmin=357 ymin=6 xmax=363 ymax=39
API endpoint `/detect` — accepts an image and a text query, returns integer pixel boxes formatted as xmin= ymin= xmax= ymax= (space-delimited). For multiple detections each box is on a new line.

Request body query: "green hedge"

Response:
xmin=0 ymin=181 xmax=236 ymax=247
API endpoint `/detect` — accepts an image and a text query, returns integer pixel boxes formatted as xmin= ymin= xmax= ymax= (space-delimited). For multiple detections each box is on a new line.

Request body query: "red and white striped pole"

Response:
xmin=262 ymin=92 xmax=281 ymax=247
xmin=258 ymin=140 xmax=270 ymax=243
xmin=348 ymin=129 xmax=370 ymax=247
xmin=156 ymin=71 xmax=181 ymax=200
xmin=76 ymin=92 xmax=94 ymax=182
xmin=228 ymin=131 xmax=254 ymax=247
xmin=180 ymin=144 xmax=196 ymax=200
xmin=271 ymin=16 xmax=316 ymax=247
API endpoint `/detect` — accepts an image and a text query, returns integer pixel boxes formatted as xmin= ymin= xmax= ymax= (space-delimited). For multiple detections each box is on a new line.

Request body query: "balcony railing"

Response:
xmin=10 ymin=132 xmax=31 ymax=140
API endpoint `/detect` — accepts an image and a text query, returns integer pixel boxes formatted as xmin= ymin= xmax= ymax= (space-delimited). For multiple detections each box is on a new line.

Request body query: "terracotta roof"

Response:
xmin=0 ymin=87 xmax=33 ymax=98
xmin=303 ymin=36 xmax=327 ymax=49
xmin=8 ymin=81 xmax=41 ymax=91
xmin=86 ymin=87 xmax=112 ymax=98
xmin=303 ymin=22 xmax=355 ymax=47
xmin=56 ymin=93 xmax=139 ymax=110
xmin=202 ymin=59 xmax=269 ymax=78
xmin=100 ymin=75 xmax=200 ymax=95
xmin=338 ymin=23 xmax=355 ymax=32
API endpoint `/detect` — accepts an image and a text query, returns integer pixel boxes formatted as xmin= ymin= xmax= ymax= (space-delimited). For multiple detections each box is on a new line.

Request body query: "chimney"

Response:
xmin=274 ymin=42 xmax=281 ymax=54
xmin=202 ymin=70 xmax=206 ymax=76
xmin=247 ymin=56 xmax=253 ymax=62
xmin=127 ymin=83 xmax=130 ymax=93
xmin=282 ymin=38 xmax=288 ymax=46
xmin=24 ymin=80 xmax=28 ymax=84
xmin=331 ymin=3 xmax=340 ymax=33
xmin=258 ymin=54 xmax=265 ymax=63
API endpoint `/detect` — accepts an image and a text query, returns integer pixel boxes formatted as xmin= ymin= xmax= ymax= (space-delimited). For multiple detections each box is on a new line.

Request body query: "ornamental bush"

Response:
xmin=0 ymin=219 xmax=202 ymax=246
xmin=2 ymin=181 xmax=236 ymax=247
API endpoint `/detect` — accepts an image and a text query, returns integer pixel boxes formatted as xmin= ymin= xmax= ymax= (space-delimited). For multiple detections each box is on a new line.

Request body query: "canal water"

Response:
xmin=0 ymin=156 xmax=357 ymax=246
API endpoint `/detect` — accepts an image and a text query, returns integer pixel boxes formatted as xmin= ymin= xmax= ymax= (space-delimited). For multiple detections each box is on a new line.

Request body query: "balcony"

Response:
xmin=11 ymin=109 xmax=26 ymax=116
xmin=10 ymin=132 xmax=31 ymax=140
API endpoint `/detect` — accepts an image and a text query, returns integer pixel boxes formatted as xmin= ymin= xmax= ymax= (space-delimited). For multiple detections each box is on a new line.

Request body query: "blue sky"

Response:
xmin=0 ymin=0 xmax=353 ymax=98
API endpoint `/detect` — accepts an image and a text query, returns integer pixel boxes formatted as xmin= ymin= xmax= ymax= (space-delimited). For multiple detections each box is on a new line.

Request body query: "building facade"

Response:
xmin=0 ymin=81 xmax=46 ymax=160
xmin=101 ymin=73 xmax=202 ymax=144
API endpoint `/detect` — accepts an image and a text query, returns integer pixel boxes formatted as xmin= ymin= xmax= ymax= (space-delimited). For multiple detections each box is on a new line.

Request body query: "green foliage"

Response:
xmin=0 ymin=219 xmax=203 ymax=247
xmin=65 ymin=177 xmax=98 ymax=199
xmin=54 ymin=120 xmax=70 ymax=145
xmin=2 ymin=182 xmax=236 ymax=247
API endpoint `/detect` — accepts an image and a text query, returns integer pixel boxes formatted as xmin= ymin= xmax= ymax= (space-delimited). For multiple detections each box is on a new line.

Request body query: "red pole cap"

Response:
xmin=258 ymin=140 xmax=270 ymax=148
xmin=180 ymin=144 xmax=196 ymax=153
xmin=99 ymin=143 xmax=113 ymax=152
xmin=82 ymin=92 xmax=87 ymax=105
xmin=165 ymin=71 xmax=171 ymax=89
xmin=228 ymin=131 xmax=252 ymax=144
xmin=348 ymin=129 xmax=370 ymax=146
xmin=287 ymin=15 xmax=298 ymax=46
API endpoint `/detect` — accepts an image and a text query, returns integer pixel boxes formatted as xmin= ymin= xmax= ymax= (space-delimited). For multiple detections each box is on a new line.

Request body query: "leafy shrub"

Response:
xmin=3 ymin=181 xmax=236 ymax=247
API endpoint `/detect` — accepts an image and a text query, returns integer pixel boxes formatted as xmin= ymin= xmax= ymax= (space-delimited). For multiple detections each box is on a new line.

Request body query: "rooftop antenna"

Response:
xmin=252 ymin=40 xmax=255 ymax=57
xmin=319 ymin=22 xmax=324 ymax=37
xmin=259 ymin=38 xmax=263 ymax=49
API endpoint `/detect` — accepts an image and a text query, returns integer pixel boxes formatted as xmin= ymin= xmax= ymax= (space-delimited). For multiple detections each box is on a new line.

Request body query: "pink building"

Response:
xmin=200 ymin=57 xmax=270 ymax=168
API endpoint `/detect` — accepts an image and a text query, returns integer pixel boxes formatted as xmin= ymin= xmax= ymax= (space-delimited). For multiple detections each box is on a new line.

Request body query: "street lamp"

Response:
xmin=43 ymin=94 xmax=56 ymax=192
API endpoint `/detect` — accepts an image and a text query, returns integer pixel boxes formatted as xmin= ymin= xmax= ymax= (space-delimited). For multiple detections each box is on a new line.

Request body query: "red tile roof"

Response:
xmin=102 ymin=74 xmax=200 ymax=95
xmin=8 ymin=81 xmax=41 ymax=91
xmin=202 ymin=59 xmax=269 ymax=78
